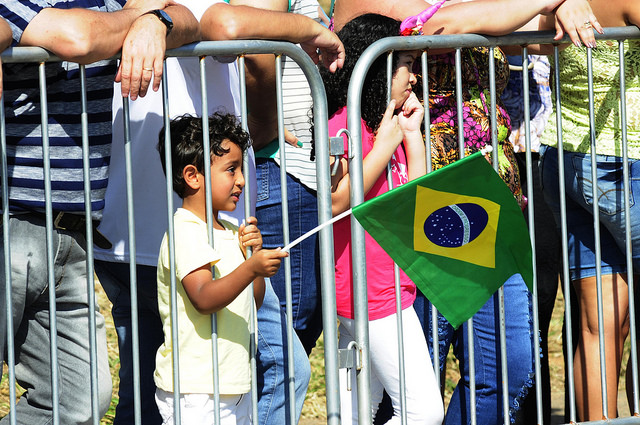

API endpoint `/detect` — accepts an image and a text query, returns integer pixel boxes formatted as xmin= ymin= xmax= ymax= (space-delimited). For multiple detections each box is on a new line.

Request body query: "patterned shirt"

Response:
xmin=1 ymin=0 xmax=125 ymax=218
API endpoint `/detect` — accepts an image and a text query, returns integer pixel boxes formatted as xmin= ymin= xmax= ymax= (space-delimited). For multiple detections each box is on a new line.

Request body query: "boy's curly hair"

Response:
xmin=321 ymin=14 xmax=401 ymax=133
xmin=158 ymin=111 xmax=250 ymax=198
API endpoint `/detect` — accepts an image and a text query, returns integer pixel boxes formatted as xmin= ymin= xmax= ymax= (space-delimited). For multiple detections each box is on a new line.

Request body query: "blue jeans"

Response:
xmin=94 ymin=261 xmax=164 ymax=425
xmin=540 ymin=145 xmax=640 ymax=279
xmin=0 ymin=214 xmax=112 ymax=424
xmin=414 ymin=274 xmax=535 ymax=425
xmin=256 ymin=159 xmax=323 ymax=354
xmin=94 ymin=260 xmax=309 ymax=425
xmin=256 ymin=279 xmax=311 ymax=425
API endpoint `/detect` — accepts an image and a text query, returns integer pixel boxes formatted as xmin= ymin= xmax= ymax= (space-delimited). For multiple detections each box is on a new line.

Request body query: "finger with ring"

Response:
xmin=583 ymin=20 xmax=593 ymax=29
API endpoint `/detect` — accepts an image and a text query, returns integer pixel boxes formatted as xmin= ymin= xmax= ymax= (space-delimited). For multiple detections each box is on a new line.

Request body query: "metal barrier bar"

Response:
xmin=0 ymin=64 xmax=17 ymax=425
xmin=274 ymin=52 xmax=298 ymax=425
xmin=619 ymin=39 xmax=640 ymax=417
xmin=79 ymin=64 xmax=101 ymax=425
xmin=160 ymin=59 xmax=182 ymax=423
xmin=38 ymin=61 xmax=61 ymax=425
xmin=121 ymin=96 xmax=143 ymax=425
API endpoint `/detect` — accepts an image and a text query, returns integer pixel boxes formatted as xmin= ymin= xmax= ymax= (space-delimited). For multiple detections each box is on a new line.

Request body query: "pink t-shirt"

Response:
xmin=329 ymin=106 xmax=416 ymax=320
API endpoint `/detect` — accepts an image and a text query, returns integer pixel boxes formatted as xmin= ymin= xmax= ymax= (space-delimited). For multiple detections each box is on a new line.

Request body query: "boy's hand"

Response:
xmin=250 ymin=248 xmax=288 ymax=278
xmin=239 ymin=216 xmax=263 ymax=254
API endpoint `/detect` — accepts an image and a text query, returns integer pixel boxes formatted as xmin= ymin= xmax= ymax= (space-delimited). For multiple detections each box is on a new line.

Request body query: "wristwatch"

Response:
xmin=144 ymin=9 xmax=173 ymax=36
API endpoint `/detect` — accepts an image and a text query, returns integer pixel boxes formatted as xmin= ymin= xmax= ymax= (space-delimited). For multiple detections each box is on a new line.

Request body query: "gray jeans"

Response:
xmin=0 ymin=214 xmax=112 ymax=424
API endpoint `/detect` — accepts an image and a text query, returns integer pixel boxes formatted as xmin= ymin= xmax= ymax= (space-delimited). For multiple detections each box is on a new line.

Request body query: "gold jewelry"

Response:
xmin=583 ymin=21 xmax=593 ymax=29
xmin=143 ymin=67 xmax=153 ymax=72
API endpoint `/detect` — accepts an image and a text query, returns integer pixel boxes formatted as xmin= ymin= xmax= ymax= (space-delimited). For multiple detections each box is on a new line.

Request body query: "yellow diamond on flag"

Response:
xmin=413 ymin=186 xmax=500 ymax=268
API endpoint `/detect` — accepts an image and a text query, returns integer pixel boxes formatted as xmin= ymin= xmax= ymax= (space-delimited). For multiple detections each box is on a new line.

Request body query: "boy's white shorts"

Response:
xmin=156 ymin=388 xmax=251 ymax=425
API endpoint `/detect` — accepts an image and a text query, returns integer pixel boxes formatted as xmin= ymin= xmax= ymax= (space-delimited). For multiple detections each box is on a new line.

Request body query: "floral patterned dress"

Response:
xmin=422 ymin=47 xmax=525 ymax=208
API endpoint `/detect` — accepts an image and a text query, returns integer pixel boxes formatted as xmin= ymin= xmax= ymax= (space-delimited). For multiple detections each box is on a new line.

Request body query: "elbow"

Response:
xmin=191 ymin=299 xmax=221 ymax=315
xmin=201 ymin=6 xmax=242 ymax=41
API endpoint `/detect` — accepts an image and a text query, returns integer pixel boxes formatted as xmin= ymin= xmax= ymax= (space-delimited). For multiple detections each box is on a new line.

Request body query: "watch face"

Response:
xmin=155 ymin=9 xmax=174 ymax=33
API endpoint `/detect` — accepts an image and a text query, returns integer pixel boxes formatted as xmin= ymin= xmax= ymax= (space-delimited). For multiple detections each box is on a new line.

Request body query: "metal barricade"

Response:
xmin=0 ymin=40 xmax=340 ymax=425
xmin=340 ymin=27 xmax=640 ymax=425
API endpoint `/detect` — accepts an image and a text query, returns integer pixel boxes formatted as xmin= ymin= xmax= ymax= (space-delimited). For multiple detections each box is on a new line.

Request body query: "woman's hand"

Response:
xmin=553 ymin=0 xmax=603 ymax=47
xmin=375 ymin=99 xmax=404 ymax=150
xmin=397 ymin=92 xmax=424 ymax=136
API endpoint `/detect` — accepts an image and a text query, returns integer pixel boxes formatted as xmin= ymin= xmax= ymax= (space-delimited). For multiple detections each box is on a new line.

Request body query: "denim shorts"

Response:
xmin=540 ymin=145 xmax=640 ymax=280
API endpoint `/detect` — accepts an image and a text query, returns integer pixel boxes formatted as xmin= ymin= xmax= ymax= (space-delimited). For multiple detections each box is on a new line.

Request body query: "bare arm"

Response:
xmin=116 ymin=4 xmax=200 ymax=100
xmin=181 ymin=249 xmax=286 ymax=315
xmin=19 ymin=0 xmax=169 ymax=64
xmin=202 ymin=0 xmax=344 ymax=150
xmin=331 ymin=100 xmax=405 ymax=215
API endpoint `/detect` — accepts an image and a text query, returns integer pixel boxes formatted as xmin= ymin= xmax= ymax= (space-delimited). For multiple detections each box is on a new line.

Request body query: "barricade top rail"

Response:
xmin=0 ymin=39 xmax=316 ymax=63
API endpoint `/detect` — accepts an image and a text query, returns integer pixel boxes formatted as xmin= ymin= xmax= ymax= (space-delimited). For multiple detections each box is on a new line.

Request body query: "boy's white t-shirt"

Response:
xmin=95 ymin=0 xmax=256 ymax=266
xmin=155 ymin=208 xmax=253 ymax=394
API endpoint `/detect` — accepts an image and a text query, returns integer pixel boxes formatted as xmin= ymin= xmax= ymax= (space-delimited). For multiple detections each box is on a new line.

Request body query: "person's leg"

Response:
xmin=1 ymin=215 xmax=111 ymax=424
xmin=255 ymin=279 xmax=310 ymax=425
xmin=94 ymin=260 xmax=164 ymax=425
xmin=369 ymin=307 xmax=444 ymax=425
xmin=541 ymin=146 xmax=640 ymax=420
xmin=573 ymin=273 xmax=629 ymax=420
xmin=446 ymin=274 xmax=534 ymax=425
xmin=256 ymin=159 xmax=322 ymax=354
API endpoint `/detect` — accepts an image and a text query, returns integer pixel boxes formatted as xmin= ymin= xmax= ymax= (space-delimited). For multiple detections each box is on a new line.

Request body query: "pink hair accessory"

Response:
xmin=399 ymin=0 xmax=446 ymax=36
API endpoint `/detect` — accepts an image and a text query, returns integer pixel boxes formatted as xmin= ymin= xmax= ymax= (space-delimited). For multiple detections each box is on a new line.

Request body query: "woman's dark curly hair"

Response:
xmin=321 ymin=14 xmax=401 ymax=132
xmin=158 ymin=111 xmax=250 ymax=198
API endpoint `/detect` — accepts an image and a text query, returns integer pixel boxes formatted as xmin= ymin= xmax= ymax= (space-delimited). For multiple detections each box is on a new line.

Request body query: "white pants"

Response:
xmin=155 ymin=389 xmax=251 ymax=425
xmin=338 ymin=306 xmax=444 ymax=425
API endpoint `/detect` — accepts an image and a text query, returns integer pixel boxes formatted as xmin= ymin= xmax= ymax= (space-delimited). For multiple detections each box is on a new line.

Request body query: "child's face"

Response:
xmin=391 ymin=51 xmax=418 ymax=109
xmin=210 ymin=139 xmax=244 ymax=212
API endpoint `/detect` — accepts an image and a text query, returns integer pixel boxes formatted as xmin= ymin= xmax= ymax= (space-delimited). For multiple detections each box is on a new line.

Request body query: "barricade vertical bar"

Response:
xmin=421 ymin=49 xmax=441 ymax=387
xmin=455 ymin=49 xmax=465 ymax=158
xmin=347 ymin=44 xmax=373 ymax=425
xmin=1 ymin=77 xmax=17 ymax=425
xmin=161 ymin=60 xmax=181 ymax=425
xmin=121 ymin=96 xmax=143 ymax=425
xmin=274 ymin=53 xmax=298 ymax=425
xmin=619 ymin=40 xmax=639 ymax=416
xmin=302 ymin=51 xmax=341 ymax=425
xmin=386 ymin=50 xmax=408 ymax=425
xmin=39 ymin=61 xmax=60 ymax=425
xmin=488 ymin=46 xmax=509 ymax=425
xmin=237 ymin=55 xmax=260 ymax=424
xmin=199 ymin=55 xmax=222 ymax=425
xmin=586 ymin=46 xmax=609 ymax=420
xmin=553 ymin=44 xmax=577 ymax=424
xmin=78 ymin=64 xmax=100 ymax=425
xmin=455 ymin=47 xmax=477 ymax=425
xmin=520 ymin=49 xmax=543 ymax=425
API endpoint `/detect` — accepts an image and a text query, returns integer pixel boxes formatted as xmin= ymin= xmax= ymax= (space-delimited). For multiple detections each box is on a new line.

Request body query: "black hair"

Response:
xmin=320 ymin=14 xmax=401 ymax=133
xmin=158 ymin=112 xmax=250 ymax=198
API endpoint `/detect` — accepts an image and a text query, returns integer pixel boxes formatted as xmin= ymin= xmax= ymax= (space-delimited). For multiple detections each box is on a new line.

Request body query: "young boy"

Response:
xmin=154 ymin=112 xmax=288 ymax=425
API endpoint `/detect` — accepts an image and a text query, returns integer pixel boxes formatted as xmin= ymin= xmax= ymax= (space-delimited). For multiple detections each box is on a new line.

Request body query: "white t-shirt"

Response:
xmin=155 ymin=209 xmax=252 ymax=394
xmin=95 ymin=0 xmax=256 ymax=266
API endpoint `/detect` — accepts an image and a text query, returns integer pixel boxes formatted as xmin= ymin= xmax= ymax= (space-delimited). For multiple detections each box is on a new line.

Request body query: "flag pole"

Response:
xmin=281 ymin=208 xmax=352 ymax=252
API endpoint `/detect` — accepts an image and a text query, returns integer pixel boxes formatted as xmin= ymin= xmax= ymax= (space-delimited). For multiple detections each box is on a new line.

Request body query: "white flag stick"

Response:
xmin=281 ymin=208 xmax=353 ymax=252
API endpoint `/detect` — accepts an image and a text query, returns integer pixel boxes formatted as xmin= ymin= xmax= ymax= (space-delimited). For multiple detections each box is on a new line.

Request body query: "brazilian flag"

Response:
xmin=351 ymin=152 xmax=533 ymax=329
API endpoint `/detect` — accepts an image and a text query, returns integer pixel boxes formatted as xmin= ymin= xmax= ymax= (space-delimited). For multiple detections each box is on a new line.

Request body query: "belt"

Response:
xmin=53 ymin=212 xmax=112 ymax=250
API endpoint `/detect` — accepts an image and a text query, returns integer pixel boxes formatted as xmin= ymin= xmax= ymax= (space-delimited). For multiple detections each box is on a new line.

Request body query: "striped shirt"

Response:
xmin=1 ymin=0 xmax=125 ymax=219
xmin=272 ymin=0 xmax=321 ymax=191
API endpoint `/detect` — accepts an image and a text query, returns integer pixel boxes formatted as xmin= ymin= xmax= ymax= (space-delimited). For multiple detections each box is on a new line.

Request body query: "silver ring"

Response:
xmin=583 ymin=21 xmax=593 ymax=29
xmin=143 ymin=67 xmax=153 ymax=72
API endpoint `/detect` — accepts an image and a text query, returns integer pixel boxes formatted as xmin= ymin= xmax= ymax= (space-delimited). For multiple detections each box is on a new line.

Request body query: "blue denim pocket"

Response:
xmin=572 ymin=154 xmax=636 ymax=216
xmin=256 ymin=160 xmax=270 ymax=203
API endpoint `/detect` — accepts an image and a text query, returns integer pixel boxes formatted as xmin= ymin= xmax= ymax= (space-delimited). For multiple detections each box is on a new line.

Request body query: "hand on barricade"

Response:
xmin=553 ymin=0 xmax=603 ymax=47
